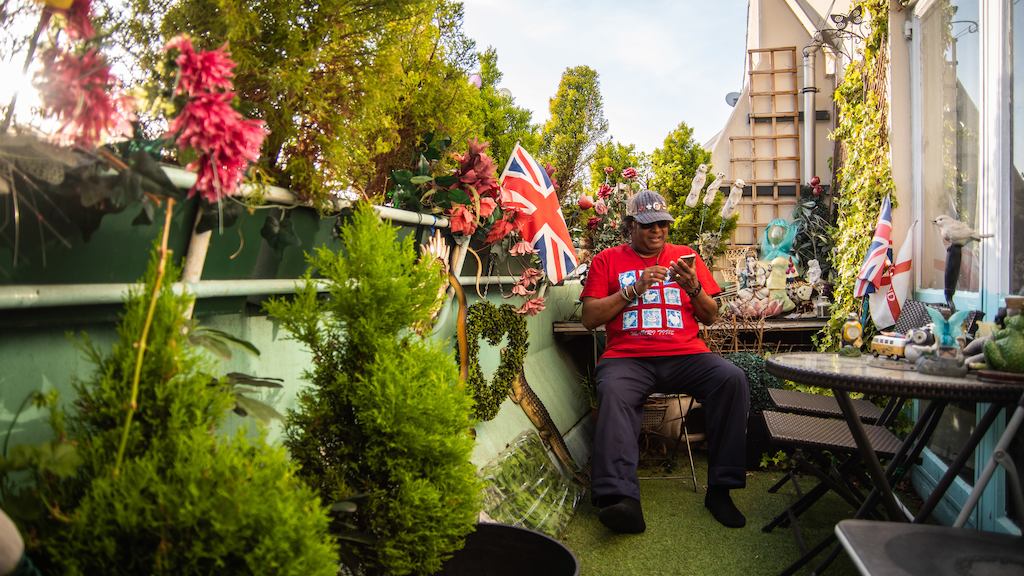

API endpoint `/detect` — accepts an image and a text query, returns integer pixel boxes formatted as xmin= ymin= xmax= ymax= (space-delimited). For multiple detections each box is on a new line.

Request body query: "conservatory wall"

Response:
xmin=902 ymin=0 xmax=1022 ymax=533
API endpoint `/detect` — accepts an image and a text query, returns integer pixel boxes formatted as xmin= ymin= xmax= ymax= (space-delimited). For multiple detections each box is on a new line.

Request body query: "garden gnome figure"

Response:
xmin=685 ymin=164 xmax=708 ymax=207
xmin=932 ymin=215 xmax=993 ymax=311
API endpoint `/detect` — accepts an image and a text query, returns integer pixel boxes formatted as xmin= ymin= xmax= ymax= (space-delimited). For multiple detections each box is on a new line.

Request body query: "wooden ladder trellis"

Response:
xmin=728 ymin=46 xmax=802 ymax=247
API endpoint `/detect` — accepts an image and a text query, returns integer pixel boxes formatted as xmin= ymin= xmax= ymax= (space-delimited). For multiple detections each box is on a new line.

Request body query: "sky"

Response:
xmin=459 ymin=0 xmax=751 ymax=155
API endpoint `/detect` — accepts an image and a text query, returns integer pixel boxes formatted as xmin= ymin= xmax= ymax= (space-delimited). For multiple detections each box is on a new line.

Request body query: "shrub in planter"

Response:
xmin=3 ymin=247 xmax=338 ymax=575
xmin=265 ymin=203 xmax=481 ymax=576
xmin=724 ymin=352 xmax=784 ymax=470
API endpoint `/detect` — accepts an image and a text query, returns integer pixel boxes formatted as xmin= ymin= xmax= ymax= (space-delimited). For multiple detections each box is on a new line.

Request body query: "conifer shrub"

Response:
xmin=265 ymin=203 xmax=482 ymax=576
xmin=10 ymin=247 xmax=338 ymax=575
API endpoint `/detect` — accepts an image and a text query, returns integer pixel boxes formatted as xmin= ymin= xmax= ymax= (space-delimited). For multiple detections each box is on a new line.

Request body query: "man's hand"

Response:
xmin=668 ymin=255 xmax=699 ymax=295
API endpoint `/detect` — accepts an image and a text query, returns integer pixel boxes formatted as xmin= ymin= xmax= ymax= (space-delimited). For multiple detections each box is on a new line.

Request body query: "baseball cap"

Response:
xmin=627 ymin=189 xmax=674 ymax=224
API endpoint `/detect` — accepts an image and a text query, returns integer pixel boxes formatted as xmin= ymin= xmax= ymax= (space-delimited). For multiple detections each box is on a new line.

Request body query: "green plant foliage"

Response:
xmin=791 ymin=186 xmax=836 ymax=282
xmin=264 ymin=203 xmax=481 ymax=576
xmin=4 ymin=246 xmax=337 ymax=575
xmin=651 ymin=122 xmax=737 ymax=259
xmin=540 ymin=65 xmax=609 ymax=198
xmin=723 ymin=352 xmax=783 ymax=412
xmin=459 ymin=301 xmax=529 ymax=421
xmin=819 ymin=0 xmax=895 ymax=351
xmin=125 ymin=0 xmax=482 ymax=208
xmin=587 ymin=140 xmax=643 ymax=190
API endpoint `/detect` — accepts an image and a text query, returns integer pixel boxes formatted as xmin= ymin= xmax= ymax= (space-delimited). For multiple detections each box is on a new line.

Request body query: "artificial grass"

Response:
xmin=562 ymin=453 xmax=862 ymax=576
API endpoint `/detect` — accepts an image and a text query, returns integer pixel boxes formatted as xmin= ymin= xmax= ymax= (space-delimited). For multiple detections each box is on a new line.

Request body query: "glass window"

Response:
xmin=1013 ymin=0 xmax=1024 ymax=294
xmin=919 ymin=0 xmax=981 ymax=294
xmin=1009 ymin=0 xmax=1023 ymax=524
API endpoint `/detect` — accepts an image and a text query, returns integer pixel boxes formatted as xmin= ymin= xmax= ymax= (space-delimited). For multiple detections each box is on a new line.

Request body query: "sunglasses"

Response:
xmin=637 ymin=221 xmax=671 ymax=230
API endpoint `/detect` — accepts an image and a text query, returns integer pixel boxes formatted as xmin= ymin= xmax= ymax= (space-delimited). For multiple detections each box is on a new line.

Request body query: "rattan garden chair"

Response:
xmin=638 ymin=393 xmax=702 ymax=492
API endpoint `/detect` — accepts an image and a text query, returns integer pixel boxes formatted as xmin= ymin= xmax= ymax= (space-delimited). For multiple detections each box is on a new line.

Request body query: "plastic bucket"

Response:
xmin=436 ymin=523 xmax=579 ymax=576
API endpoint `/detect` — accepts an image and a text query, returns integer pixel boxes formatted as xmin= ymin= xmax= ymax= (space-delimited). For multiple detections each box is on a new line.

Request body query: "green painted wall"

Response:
xmin=0 ymin=213 xmax=592 ymax=476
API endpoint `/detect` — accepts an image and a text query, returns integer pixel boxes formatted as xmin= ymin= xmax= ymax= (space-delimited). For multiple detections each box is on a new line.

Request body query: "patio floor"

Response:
xmin=563 ymin=450 xmax=871 ymax=576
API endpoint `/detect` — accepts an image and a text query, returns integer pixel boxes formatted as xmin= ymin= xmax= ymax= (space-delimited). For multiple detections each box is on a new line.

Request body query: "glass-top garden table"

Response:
xmin=765 ymin=352 xmax=1024 ymax=524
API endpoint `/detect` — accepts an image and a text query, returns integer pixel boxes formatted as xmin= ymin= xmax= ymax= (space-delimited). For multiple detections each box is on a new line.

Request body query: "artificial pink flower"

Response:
xmin=597 ymin=183 xmax=613 ymax=199
xmin=544 ymin=162 xmax=559 ymax=192
xmin=516 ymin=297 xmax=546 ymax=316
xmin=604 ymin=166 xmax=614 ymax=175
xmin=452 ymin=138 xmax=500 ymax=198
xmin=479 ymin=197 xmax=497 ymax=218
xmin=621 ymin=167 xmax=638 ymax=180
xmin=165 ymin=36 xmax=236 ymax=97
xmin=447 ymin=204 xmax=477 ymax=236
xmin=519 ymin=268 xmax=544 ymax=287
xmin=587 ymin=216 xmax=603 ymax=230
xmin=484 ymin=217 xmax=516 ymax=245
xmin=594 ymin=199 xmax=608 ymax=215
xmin=578 ymin=195 xmax=594 ymax=210
xmin=167 ymin=91 xmax=266 ymax=202
xmin=36 ymin=47 xmax=134 ymax=148
xmin=509 ymin=241 xmax=537 ymax=256
xmin=509 ymin=283 xmax=534 ymax=297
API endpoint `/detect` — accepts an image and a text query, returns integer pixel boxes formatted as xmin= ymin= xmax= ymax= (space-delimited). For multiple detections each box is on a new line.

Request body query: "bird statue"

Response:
xmin=721 ymin=178 xmax=745 ymax=219
xmin=684 ymin=164 xmax=708 ymax=207
xmin=932 ymin=215 xmax=992 ymax=310
xmin=932 ymin=215 xmax=993 ymax=246
xmin=702 ymin=171 xmax=726 ymax=206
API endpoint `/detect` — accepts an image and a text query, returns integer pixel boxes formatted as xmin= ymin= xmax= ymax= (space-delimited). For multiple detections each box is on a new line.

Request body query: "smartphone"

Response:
xmin=679 ymin=254 xmax=696 ymax=266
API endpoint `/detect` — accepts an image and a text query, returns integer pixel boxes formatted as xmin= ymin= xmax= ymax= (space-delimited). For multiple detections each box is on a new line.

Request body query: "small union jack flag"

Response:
xmin=500 ymin=143 xmax=578 ymax=284
xmin=854 ymin=195 xmax=893 ymax=297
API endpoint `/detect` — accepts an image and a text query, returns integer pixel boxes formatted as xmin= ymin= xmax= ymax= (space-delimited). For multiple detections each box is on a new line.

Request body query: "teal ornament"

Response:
xmin=925 ymin=307 xmax=970 ymax=348
xmin=759 ymin=218 xmax=798 ymax=263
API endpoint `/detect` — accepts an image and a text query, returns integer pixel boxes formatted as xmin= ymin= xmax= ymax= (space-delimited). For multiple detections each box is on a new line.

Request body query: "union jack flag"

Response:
xmin=854 ymin=195 xmax=893 ymax=297
xmin=500 ymin=143 xmax=578 ymax=284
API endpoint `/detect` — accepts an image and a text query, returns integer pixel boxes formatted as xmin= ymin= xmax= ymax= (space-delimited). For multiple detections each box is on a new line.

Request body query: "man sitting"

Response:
xmin=581 ymin=189 xmax=750 ymax=533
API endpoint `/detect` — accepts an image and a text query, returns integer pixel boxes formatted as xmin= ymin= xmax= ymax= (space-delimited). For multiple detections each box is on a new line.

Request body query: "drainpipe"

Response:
xmin=801 ymin=43 xmax=821 ymax=186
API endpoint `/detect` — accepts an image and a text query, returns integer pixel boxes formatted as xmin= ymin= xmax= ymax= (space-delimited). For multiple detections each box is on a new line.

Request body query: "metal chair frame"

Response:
xmin=638 ymin=393 xmax=701 ymax=492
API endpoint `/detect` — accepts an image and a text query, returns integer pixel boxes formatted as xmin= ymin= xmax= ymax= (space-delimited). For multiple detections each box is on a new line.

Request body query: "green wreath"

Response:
xmin=459 ymin=301 xmax=529 ymax=421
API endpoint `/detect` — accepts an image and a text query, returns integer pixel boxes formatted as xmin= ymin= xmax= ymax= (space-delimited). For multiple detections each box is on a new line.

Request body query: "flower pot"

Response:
xmin=435 ymin=523 xmax=578 ymax=576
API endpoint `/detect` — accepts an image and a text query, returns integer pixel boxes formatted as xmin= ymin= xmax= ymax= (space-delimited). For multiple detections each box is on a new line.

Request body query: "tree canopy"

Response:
xmin=540 ymin=65 xmax=608 ymax=198
xmin=471 ymin=47 xmax=541 ymax=170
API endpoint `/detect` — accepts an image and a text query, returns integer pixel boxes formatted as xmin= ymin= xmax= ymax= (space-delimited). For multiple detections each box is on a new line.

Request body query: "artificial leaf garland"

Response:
xmin=459 ymin=301 xmax=529 ymax=421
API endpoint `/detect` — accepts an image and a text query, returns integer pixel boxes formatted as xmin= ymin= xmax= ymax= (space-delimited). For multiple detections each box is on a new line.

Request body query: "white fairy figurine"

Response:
xmin=702 ymin=171 xmax=726 ymax=206
xmin=684 ymin=164 xmax=708 ymax=208
xmin=721 ymin=178 xmax=745 ymax=219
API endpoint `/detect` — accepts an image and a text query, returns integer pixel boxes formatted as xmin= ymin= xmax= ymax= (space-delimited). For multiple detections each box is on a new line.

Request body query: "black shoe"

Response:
xmin=597 ymin=496 xmax=646 ymax=534
xmin=704 ymin=487 xmax=746 ymax=528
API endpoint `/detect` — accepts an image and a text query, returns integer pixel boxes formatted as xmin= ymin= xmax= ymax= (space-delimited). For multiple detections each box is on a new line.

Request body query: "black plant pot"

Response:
xmin=436 ymin=523 xmax=579 ymax=576
xmin=746 ymin=410 xmax=771 ymax=470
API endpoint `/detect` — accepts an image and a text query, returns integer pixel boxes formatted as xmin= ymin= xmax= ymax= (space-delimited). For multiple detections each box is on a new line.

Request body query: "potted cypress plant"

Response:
xmin=265 ymin=203 xmax=482 ymax=576
xmin=1 ymin=238 xmax=339 ymax=574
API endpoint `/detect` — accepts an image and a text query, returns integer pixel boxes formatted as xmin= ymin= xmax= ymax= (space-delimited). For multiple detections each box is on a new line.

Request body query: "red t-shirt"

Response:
xmin=581 ymin=243 xmax=720 ymax=358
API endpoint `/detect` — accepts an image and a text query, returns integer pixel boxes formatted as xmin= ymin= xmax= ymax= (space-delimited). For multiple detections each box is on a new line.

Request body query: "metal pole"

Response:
xmin=801 ymin=44 xmax=819 ymax=185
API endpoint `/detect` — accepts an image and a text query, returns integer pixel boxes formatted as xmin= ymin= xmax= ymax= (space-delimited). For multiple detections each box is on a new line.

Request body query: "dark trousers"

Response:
xmin=591 ymin=353 xmax=750 ymax=502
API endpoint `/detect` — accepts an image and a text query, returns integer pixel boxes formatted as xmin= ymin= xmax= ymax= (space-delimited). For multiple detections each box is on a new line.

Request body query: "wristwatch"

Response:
xmin=685 ymin=283 xmax=702 ymax=299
